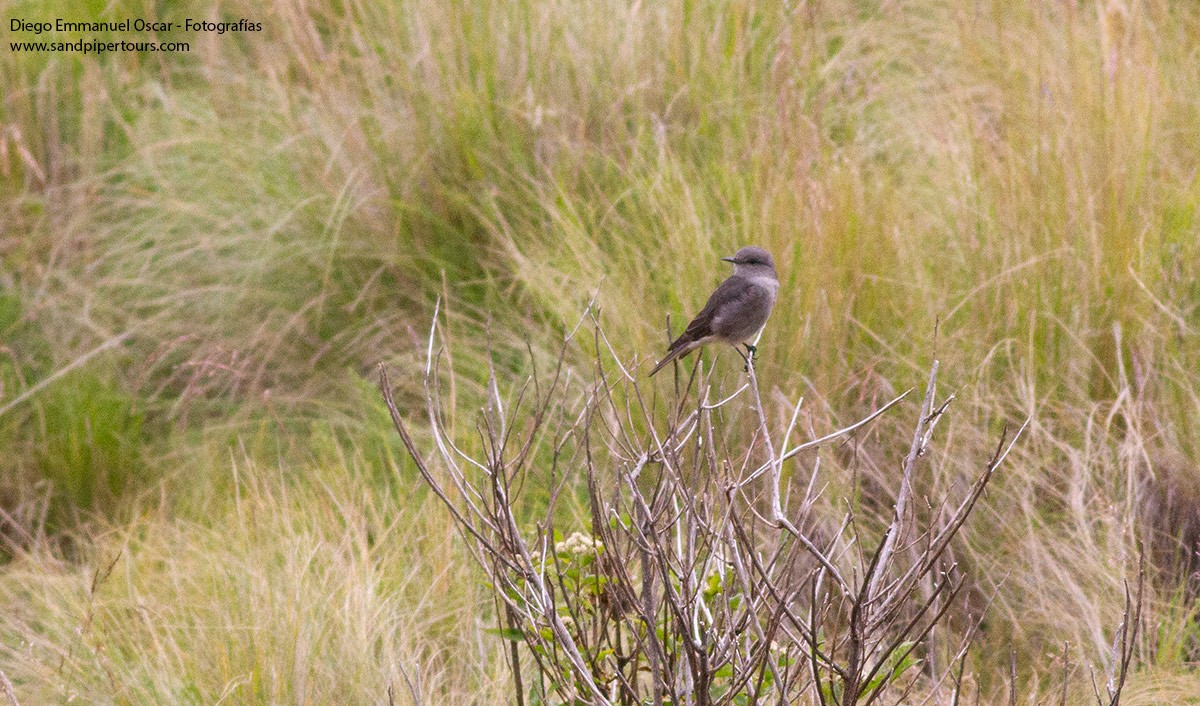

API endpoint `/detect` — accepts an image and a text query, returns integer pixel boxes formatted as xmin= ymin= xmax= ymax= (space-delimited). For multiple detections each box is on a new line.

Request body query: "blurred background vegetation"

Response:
xmin=2 ymin=0 xmax=1199 ymax=702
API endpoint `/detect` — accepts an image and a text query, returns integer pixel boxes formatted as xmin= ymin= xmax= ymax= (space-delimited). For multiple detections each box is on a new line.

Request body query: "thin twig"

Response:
xmin=0 ymin=668 xmax=19 ymax=706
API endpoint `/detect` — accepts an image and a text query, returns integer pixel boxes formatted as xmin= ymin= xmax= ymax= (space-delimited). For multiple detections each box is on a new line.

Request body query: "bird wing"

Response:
xmin=668 ymin=275 xmax=749 ymax=352
xmin=709 ymin=278 xmax=774 ymax=341
xmin=649 ymin=275 xmax=760 ymax=377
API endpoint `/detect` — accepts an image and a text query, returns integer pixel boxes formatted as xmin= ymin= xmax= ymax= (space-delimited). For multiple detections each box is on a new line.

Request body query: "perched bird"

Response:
xmin=649 ymin=246 xmax=779 ymax=377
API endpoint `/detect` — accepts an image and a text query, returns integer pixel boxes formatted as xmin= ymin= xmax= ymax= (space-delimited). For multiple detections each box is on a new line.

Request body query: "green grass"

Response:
xmin=2 ymin=0 xmax=1200 ymax=702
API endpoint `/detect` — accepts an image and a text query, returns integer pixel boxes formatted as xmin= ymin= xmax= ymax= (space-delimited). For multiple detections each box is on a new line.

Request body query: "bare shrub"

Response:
xmin=380 ymin=305 xmax=1140 ymax=705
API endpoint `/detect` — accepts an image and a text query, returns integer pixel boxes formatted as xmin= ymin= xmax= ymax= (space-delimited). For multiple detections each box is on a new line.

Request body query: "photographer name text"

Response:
xmin=11 ymin=18 xmax=262 ymax=34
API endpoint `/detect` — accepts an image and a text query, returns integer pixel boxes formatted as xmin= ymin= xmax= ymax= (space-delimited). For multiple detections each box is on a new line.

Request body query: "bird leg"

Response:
xmin=737 ymin=343 xmax=758 ymax=372
xmin=739 ymin=343 xmax=758 ymax=371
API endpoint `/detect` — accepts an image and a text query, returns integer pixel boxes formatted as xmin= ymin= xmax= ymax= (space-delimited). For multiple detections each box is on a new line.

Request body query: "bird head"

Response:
xmin=721 ymin=246 xmax=776 ymax=277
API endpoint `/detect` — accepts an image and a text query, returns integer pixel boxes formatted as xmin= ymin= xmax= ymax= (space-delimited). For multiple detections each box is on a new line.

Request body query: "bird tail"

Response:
xmin=648 ymin=337 xmax=699 ymax=377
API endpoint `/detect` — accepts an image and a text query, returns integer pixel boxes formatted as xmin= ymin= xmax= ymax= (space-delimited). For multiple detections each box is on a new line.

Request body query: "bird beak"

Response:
xmin=721 ymin=256 xmax=737 ymax=263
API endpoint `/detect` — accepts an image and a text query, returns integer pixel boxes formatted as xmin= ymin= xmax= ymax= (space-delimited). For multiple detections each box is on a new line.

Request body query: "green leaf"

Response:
xmin=864 ymin=642 xmax=920 ymax=694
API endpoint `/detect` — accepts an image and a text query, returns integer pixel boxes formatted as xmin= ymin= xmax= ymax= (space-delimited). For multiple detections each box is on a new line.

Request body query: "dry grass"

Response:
xmin=2 ymin=0 xmax=1199 ymax=702
xmin=1 ymin=445 xmax=511 ymax=704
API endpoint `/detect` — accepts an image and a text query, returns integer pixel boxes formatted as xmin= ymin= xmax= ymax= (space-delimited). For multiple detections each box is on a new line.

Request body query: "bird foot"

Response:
xmin=741 ymin=344 xmax=757 ymax=372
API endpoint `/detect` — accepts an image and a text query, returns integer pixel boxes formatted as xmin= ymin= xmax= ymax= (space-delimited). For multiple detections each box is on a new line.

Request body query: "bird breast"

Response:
xmin=747 ymin=274 xmax=780 ymax=293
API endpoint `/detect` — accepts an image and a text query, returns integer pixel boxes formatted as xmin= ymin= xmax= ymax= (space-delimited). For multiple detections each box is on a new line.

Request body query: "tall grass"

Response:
xmin=2 ymin=0 xmax=1199 ymax=702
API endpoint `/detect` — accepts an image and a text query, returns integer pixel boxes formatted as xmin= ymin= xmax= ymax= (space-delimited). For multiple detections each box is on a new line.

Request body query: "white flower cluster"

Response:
xmin=555 ymin=531 xmax=604 ymax=555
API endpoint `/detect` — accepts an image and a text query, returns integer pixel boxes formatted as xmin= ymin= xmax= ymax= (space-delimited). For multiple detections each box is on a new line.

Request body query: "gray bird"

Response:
xmin=649 ymin=245 xmax=779 ymax=377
